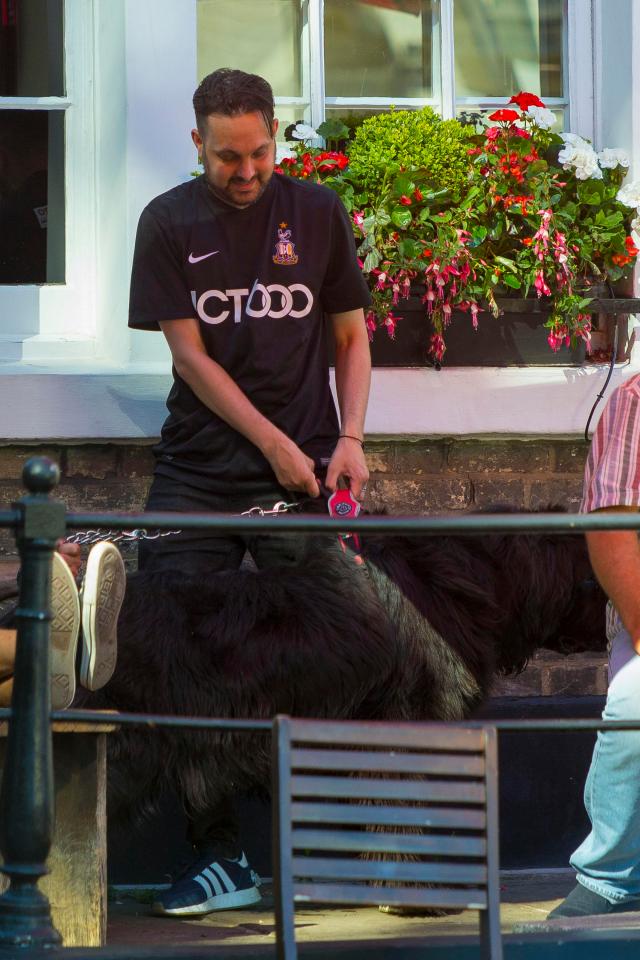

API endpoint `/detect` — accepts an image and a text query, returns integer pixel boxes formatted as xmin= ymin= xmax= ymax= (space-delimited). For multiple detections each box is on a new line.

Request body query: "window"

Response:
xmin=0 ymin=0 xmax=99 ymax=362
xmin=0 ymin=0 xmax=65 ymax=285
xmin=196 ymin=0 xmax=570 ymax=130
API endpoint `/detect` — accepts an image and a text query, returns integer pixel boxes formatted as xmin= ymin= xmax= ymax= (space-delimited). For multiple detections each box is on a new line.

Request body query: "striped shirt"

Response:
xmin=582 ymin=374 xmax=640 ymax=640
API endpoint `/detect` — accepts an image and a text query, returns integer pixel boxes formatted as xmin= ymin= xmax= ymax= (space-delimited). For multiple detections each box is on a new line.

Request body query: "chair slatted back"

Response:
xmin=272 ymin=717 xmax=502 ymax=960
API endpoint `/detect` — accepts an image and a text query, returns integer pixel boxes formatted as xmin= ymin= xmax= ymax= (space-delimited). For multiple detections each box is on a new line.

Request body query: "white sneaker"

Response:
xmin=50 ymin=551 xmax=81 ymax=710
xmin=79 ymin=542 xmax=125 ymax=691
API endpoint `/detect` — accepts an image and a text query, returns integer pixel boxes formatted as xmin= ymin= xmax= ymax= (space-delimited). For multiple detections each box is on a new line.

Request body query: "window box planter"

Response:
xmin=366 ymin=296 xmax=640 ymax=368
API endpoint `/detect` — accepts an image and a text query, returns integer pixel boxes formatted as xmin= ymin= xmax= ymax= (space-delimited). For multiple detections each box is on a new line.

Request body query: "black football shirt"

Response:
xmin=129 ymin=173 xmax=371 ymax=488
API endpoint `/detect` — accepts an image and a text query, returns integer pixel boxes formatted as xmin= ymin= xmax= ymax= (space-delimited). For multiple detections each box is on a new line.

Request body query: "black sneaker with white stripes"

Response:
xmin=152 ymin=850 xmax=262 ymax=917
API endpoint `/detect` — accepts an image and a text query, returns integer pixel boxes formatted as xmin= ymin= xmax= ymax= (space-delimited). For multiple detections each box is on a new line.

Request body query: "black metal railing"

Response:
xmin=3 ymin=455 xmax=640 ymax=956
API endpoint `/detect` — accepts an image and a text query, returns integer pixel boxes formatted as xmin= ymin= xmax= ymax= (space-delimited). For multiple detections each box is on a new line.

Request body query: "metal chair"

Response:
xmin=272 ymin=716 xmax=502 ymax=960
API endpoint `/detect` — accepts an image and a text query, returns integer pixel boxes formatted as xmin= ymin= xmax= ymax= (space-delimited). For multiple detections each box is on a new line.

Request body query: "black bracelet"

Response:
xmin=339 ymin=434 xmax=365 ymax=449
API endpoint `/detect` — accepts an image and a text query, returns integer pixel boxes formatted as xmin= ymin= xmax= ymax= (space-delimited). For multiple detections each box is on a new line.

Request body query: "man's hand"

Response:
xmin=325 ymin=436 xmax=369 ymax=500
xmin=55 ymin=539 xmax=81 ymax=579
xmin=263 ymin=435 xmax=320 ymax=498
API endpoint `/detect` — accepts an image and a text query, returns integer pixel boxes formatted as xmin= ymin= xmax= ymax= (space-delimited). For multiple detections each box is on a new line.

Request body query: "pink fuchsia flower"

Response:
xmin=535 ymin=270 xmax=552 ymax=297
xmin=384 ymin=312 xmax=398 ymax=339
xmin=353 ymin=211 xmax=366 ymax=234
xmin=429 ymin=333 xmax=446 ymax=363
xmin=422 ymin=287 xmax=436 ymax=314
xmin=365 ymin=310 xmax=377 ymax=341
xmin=375 ymin=272 xmax=387 ymax=291
xmin=509 ymin=91 xmax=546 ymax=110
xmin=470 ymin=302 xmax=480 ymax=329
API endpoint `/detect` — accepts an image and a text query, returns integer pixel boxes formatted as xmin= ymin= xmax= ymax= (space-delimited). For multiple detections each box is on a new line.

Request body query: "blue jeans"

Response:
xmin=571 ymin=626 xmax=640 ymax=902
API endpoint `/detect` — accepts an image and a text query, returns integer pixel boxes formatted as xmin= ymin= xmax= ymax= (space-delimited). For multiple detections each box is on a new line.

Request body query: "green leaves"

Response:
xmin=391 ymin=207 xmax=413 ymax=229
xmin=501 ymin=274 xmax=522 ymax=289
xmin=316 ymin=118 xmax=349 ymax=142
xmin=577 ymin=179 xmax=606 ymax=206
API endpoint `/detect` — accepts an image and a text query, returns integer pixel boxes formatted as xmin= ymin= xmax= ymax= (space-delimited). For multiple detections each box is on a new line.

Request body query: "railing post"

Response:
xmin=0 ymin=457 xmax=66 ymax=951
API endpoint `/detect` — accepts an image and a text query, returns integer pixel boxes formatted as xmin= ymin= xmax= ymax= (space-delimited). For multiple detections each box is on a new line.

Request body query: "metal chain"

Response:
xmin=65 ymin=500 xmax=304 ymax=545
xmin=65 ymin=528 xmax=182 ymax=546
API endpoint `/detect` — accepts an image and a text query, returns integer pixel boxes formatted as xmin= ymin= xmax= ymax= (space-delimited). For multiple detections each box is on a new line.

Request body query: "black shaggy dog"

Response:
xmin=84 ymin=526 xmax=606 ymax=824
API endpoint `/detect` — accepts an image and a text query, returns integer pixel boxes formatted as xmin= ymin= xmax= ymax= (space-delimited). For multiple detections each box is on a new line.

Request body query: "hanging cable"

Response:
xmin=584 ymin=282 xmax=620 ymax=443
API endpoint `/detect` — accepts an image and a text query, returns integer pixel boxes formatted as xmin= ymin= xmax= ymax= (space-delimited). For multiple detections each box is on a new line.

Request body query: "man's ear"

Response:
xmin=191 ymin=128 xmax=203 ymax=160
xmin=272 ymin=118 xmax=279 ymax=138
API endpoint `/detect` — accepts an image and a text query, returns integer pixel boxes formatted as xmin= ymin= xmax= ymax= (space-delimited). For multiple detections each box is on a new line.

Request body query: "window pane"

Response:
xmin=197 ymin=0 xmax=303 ymax=97
xmin=0 ymin=0 xmax=64 ymax=97
xmin=454 ymin=0 xmax=563 ymax=99
xmin=325 ymin=0 xmax=437 ymax=99
xmin=0 ymin=111 xmax=65 ymax=284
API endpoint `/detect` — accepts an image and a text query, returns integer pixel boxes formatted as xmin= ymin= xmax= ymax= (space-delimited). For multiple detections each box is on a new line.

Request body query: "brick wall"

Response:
xmin=0 ymin=436 xmax=604 ymax=696
xmin=0 ymin=436 xmax=590 ymax=556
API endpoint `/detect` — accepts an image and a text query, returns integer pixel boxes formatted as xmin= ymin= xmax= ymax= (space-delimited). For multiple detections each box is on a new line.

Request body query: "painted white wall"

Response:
xmin=125 ymin=0 xmax=198 ymax=366
xmin=0 ymin=0 xmax=639 ymax=441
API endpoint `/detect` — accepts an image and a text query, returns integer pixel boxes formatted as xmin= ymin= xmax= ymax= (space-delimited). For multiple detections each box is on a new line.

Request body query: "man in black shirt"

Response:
xmin=129 ymin=68 xmax=371 ymax=917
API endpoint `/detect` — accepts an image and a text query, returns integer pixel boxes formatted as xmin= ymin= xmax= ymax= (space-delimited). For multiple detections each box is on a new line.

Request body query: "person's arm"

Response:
xmin=159 ymin=317 xmax=319 ymax=497
xmin=586 ymin=506 xmax=640 ymax=652
xmin=325 ymin=308 xmax=371 ymax=498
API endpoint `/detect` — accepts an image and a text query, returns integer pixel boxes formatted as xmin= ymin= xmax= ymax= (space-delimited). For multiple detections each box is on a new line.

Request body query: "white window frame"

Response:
xmin=0 ymin=0 xmax=99 ymax=362
xmin=279 ymin=0 xmax=583 ymax=134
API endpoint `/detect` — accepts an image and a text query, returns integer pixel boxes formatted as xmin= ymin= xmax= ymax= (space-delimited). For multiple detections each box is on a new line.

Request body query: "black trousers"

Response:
xmin=138 ymin=471 xmax=324 ymax=855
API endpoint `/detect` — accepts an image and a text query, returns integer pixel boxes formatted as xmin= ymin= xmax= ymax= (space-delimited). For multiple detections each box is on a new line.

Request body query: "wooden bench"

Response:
xmin=272 ymin=716 xmax=502 ymax=960
xmin=0 ymin=719 xmax=113 ymax=947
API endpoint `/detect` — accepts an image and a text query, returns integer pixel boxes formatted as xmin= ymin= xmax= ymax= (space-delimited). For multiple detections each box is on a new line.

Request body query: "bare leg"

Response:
xmin=0 ymin=677 xmax=13 ymax=707
xmin=0 ymin=628 xmax=16 ymax=681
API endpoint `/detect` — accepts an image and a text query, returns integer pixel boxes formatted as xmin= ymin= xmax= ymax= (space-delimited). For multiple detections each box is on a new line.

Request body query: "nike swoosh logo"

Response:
xmin=188 ymin=250 xmax=219 ymax=263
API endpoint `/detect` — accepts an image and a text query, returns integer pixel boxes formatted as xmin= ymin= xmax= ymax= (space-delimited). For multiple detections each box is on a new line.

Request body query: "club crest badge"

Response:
xmin=272 ymin=221 xmax=299 ymax=265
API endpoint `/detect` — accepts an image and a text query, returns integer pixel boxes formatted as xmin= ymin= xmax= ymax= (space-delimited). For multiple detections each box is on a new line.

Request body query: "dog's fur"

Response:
xmin=84 ymin=527 xmax=605 ymax=823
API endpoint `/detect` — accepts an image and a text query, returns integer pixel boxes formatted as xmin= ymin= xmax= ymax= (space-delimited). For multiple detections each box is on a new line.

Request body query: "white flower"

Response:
xmin=275 ymin=143 xmax=296 ymax=163
xmin=598 ymin=148 xmax=630 ymax=169
xmin=561 ymin=132 xmax=591 ymax=149
xmin=527 ymin=105 xmax=556 ymax=130
xmin=616 ymin=180 xmax=640 ymax=207
xmin=558 ymin=142 xmax=603 ymax=180
xmin=290 ymin=122 xmax=318 ymax=141
xmin=631 ymin=214 xmax=640 ymax=249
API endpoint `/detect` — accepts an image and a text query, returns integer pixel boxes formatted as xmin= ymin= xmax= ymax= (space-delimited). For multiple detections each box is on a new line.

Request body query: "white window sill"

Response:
xmin=0 ymin=359 xmax=637 ymax=441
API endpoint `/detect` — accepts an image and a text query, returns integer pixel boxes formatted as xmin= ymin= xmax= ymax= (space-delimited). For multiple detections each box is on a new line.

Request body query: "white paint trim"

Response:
xmin=0 ymin=97 xmax=71 ymax=110
xmin=308 ymin=0 xmax=325 ymax=128
xmin=567 ymin=0 xmax=595 ymax=140
xmin=439 ymin=0 xmax=455 ymax=119
xmin=0 ymin=0 xmax=99 ymax=353
xmin=0 ymin=357 xmax=637 ymax=440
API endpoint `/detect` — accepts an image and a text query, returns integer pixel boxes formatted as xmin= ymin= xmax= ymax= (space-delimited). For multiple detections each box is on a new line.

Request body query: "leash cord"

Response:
xmin=65 ymin=500 xmax=306 ymax=545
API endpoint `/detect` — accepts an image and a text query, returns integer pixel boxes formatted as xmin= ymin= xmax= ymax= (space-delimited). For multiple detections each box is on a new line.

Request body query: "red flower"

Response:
xmin=625 ymin=236 xmax=639 ymax=257
xmin=508 ymin=91 xmax=546 ymax=110
xmin=399 ymin=195 xmax=412 ymax=206
xmin=488 ymin=109 xmax=520 ymax=124
xmin=413 ymin=187 xmax=423 ymax=201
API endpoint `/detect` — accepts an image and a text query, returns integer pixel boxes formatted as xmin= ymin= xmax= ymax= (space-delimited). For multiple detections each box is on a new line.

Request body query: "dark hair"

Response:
xmin=193 ymin=68 xmax=275 ymax=137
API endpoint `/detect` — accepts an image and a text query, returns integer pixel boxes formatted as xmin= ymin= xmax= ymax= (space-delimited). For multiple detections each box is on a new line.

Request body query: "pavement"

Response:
xmin=105 ymin=869 xmax=626 ymax=953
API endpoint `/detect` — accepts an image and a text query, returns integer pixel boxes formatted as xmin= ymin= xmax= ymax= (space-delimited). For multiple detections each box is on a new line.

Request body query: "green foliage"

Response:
xmin=347 ymin=107 xmax=472 ymax=199
xmin=276 ymin=98 xmax=638 ymax=362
